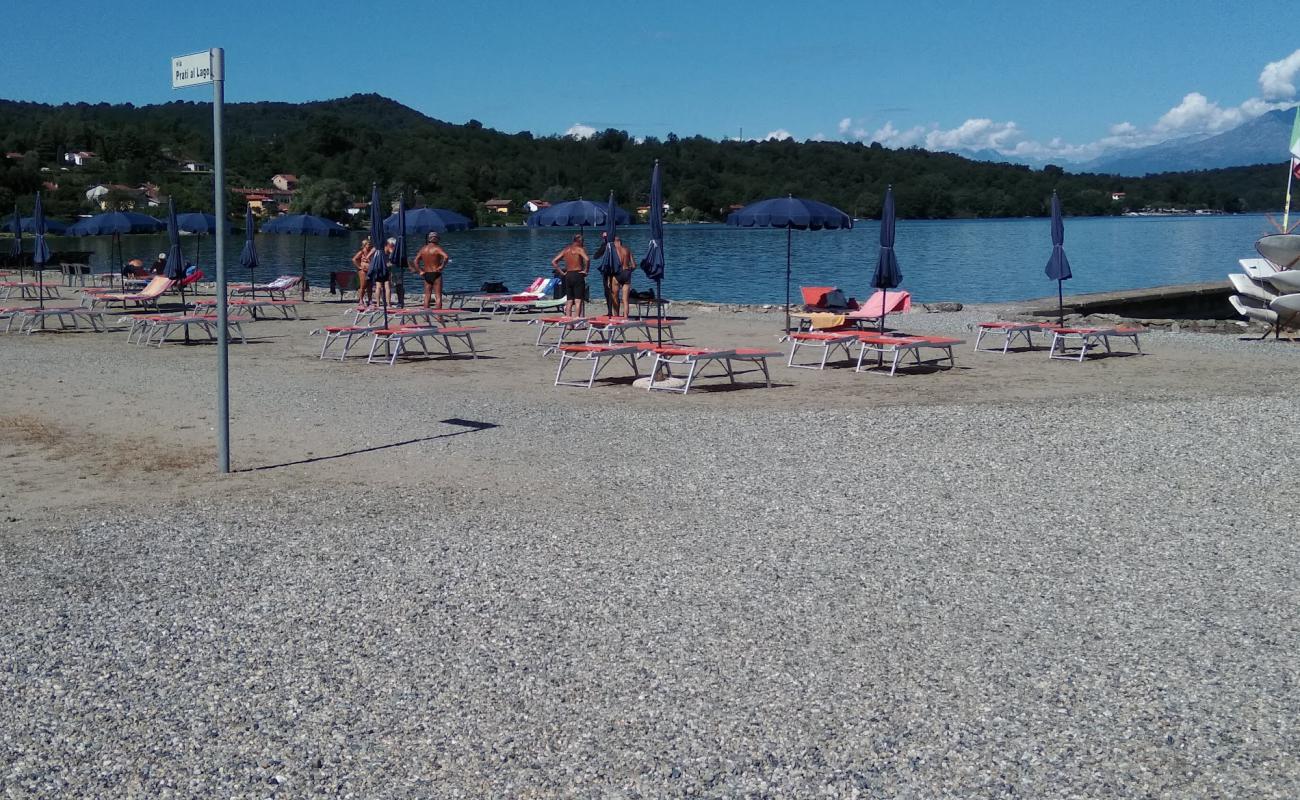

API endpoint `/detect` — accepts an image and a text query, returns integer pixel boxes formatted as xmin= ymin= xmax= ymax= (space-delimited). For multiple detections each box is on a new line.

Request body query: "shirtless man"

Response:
xmin=551 ymin=233 xmax=590 ymax=317
xmin=611 ymin=235 xmax=636 ymax=318
xmin=412 ymin=232 xmax=449 ymax=308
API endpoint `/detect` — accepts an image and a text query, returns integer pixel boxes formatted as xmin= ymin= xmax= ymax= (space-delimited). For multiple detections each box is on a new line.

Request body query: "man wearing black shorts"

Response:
xmin=551 ymin=234 xmax=590 ymax=317
xmin=611 ymin=235 xmax=636 ymax=317
xmin=413 ymin=232 xmax=449 ymax=308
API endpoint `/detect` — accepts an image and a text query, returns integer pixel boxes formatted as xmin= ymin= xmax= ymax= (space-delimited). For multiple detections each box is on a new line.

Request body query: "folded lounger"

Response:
xmin=365 ymin=325 xmax=484 ymax=365
xmin=852 ymin=334 xmax=965 ymax=376
xmin=459 ymin=277 xmax=550 ymax=311
xmin=1044 ymin=327 xmax=1143 ymax=361
xmin=799 ymin=286 xmax=859 ymax=312
xmin=553 ymin=343 xmax=642 ymax=388
xmin=642 ymin=345 xmax=782 ymax=394
xmin=973 ymin=321 xmax=1045 ymax=353
xmin=793 ymin=290 xmax=912 ymax=331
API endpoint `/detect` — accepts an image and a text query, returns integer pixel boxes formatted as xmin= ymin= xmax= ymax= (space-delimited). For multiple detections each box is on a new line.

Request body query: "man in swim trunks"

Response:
xmin=551 ymin=233 xmax=590 ymax=317
xmin=611 ymin=235 xmax=636 ymax=318
xmin=412 ymin=232 xmax=449 ymax=308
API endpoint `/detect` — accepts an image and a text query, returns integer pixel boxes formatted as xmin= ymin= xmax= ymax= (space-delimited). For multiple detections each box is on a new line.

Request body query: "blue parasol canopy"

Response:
xmin=66 ymin=211 xmax=163 ymax=236
xmin=726 ymin=194 xmax=852 ymax=332
xmin=367 ymin=185 xmax=390 ymax=284
xmin=383 ymin=207 xmax=472 ymax=235
xmin=640 ymin=160 xmax=665 ymax=282
xmin=164 ymin=197 xmax=186 ymax=280
xmin=4 ymin=216 xmax=67 ymax=235
xmin=9 ymin=205 xmax=21 ymax=260
xmin=170 ymin=212 xmax=232 ymax=234
xmin=870 ymin=186 xmax=904 ymax=334
xmin=261 ymin=213 xmax=348 ymax=237
xmin=238 ymin=206 xmax=259 ymax=272
xmin=526 ymin=198 xmax=631 ymax=228
xmin=599 ymin=191 xmax=621 ymax=278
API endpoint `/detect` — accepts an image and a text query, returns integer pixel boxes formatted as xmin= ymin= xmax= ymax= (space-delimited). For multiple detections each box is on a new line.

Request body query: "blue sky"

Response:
xmin=3 ymin=0 xmax=1298 ymax=162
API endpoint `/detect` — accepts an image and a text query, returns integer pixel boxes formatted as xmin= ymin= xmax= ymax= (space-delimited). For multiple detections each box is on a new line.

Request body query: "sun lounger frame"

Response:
xmin=553 ymin=344 xmax=642 ymax=388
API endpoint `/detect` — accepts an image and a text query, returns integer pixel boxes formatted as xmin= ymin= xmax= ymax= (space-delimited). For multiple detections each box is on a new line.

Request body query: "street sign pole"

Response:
xmin=212 ymin=48 xmax=229 ymax=473
xmin=173 ymin=47 xmax=230 ymax=473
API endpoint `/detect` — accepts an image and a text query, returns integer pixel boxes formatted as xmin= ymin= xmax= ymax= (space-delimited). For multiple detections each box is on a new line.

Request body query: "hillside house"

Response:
xmin=63 ymin=150 xmax=96 ymax=166
xmin=484 ymin=198 xmax=512 ymax=214
xmin=1111 ymin=192 xmax=1126 ymax=202
xmin=524 ymin=200 xmax=551 ymax=213
xmin=272 ymin=174 xmax=299 ymax=192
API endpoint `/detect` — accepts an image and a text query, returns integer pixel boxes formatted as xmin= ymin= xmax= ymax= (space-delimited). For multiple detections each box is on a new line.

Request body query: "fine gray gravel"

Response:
xmin=3 ymin=390 xmax=1300 ymax=797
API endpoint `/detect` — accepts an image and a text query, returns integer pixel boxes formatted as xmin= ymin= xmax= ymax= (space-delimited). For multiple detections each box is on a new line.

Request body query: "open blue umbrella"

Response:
xmin=66 ymin=211 xmax=164 ymax=284
xmin=383 ymin=206 xmax=473 ymax=235
xmin=4 ymin=216 xmax=67 ymax=235
xmin=368 ymin=185 xmax=390 ymax=327
xmin=727 ymin=195 xmax=853 ymax=333
xmin=871 ymin=186 xmax=904 ymax=335
xmin=32 ymin=193 xmax=51 ymax=310
xmin=164 ymin=197 xmax=191 ymax=340
xmin=640 ymin=160 xmax=667 ymax=343
xmin=526 ymin=198 xmax=631 ymax=228
xmin=172 ymin=211 xmax=232 ymax=267
xmin=9 ymin=205 xmax=23 ymax=280
xmin=1044 ymin=192 xmax=1072 ymax=325
xmin=238 ymin=206 xmax=259 ymax=298
xmin=261 ymin=213 xmax=348 ymax=299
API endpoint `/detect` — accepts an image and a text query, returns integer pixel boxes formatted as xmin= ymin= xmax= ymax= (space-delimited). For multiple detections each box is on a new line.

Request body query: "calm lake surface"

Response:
xmin=52 ymin=214 xmax=1274 ymax=304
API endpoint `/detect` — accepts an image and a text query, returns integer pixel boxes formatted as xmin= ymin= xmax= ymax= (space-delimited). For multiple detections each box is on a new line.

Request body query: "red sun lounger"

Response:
xmin=784 ymin=330 xmax=860 ymax=369
xmin=553 ymin=343 xmax=642 ymax=388
xmin=642 ymin=345 xmax=782 ymax=394
xmin=366 ymin=325 xmax=484 ymax=365
xmin=312 ymin=325 xmax=383 ymax=360
xmin=1044 ymin=327 xmax=1143 ymax=361
xmin=973 ymin=321 xmax=1045 ymax=353
xmin=852 ymin=334 xmax=965 ymax=376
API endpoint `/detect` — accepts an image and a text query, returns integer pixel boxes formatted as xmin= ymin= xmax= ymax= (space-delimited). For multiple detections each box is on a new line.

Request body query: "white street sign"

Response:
xmin=171 ymin=50 xmax=218 ymax=89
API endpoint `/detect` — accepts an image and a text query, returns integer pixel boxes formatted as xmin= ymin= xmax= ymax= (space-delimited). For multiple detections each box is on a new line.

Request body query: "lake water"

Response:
xmin=52 ymin=214 xmax=1274 ymax=304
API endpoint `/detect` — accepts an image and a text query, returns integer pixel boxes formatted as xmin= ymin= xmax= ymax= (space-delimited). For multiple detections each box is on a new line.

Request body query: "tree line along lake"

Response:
xmin=50 ymin=213 xmax=1273 ymax=305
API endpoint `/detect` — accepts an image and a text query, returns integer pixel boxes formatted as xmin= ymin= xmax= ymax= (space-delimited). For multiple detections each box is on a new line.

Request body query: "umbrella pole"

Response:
xmin=37 ymin=257 xmax=44 ymax=311
xmin=785 ymin=226 xmax=792 ymax=334
xmin=1057 ymin=280 xmax=1064 ymax=326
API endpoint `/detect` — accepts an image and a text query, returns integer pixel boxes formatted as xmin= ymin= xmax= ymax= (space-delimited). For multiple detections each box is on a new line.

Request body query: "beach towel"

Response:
xmin=810 ymin=313 xmax=846 ymax=330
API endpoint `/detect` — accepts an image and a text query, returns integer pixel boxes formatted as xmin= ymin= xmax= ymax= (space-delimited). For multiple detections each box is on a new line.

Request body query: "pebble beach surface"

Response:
xmin=2 ymin=294 xmax=1298 ymax=797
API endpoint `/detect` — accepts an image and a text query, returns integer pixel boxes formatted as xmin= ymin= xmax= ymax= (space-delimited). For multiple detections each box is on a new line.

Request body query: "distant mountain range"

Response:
xmin=1081 ymin=109 xmax=1296 ymax=176
xmin=950 ymin=108 xmax=1296 ymax=177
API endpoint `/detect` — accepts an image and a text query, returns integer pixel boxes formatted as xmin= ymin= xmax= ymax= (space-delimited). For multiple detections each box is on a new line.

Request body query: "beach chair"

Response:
xmin=553 ymin=343 xmax=642 ymax=388
xmin=973 ymin=321 xmax=1044 ymax=353
xmin=365 ymin=324 xmax=484 ymax=365
xmin=232 ymin=274 xmax=301 ymax=300
xmin=498 ymin=295 xmax=567 ymax=319
xmin=852 ymin=334 xmax=965 ymax=376
xmin=1227 ymin=273 xmax=1300 ymax=339
xmin=486 ymin=278 xmax=560 ymax=315
xmin=85 ymin=276 xmax=175 ymax=311
xmin=312 ymin=324 xmax=383 ymax=360
xmin=1044 ymin=327 xmax=1143 ymax=361
xmin=784 ymin=330 xmax=859 ymax=369
xmin=461 ymin=277 xmax=548 ymax=311
xmin=16 ymin=306 xmax=108 ymax=334
xmin=530 ymin=315 xmax=588 ymax=347
xmin=641 ymin=345 xmax=781 ymax=394
xmin=800 ymin=286 xmax=859 ymax=312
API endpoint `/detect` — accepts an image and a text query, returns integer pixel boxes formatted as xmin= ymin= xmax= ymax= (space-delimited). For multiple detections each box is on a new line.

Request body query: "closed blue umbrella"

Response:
xmin=67 ymin=211 xmax=164 ymax=284
xmin=164 ymin=197 xmax=190 ymax=340
xmin=871 ymin=186 xmax=904 ymax=335
xmin=394 ymin=195 xmax=407 ymax=307
xmin=526 ymin=198 xmax=631 ymax=228
xmin=1044 ymin=192 xmax=1072 ymax=325
xmin=10 ymin=205 xmax=22 ymax=280
xmin=726 ymin=195 xmax=853 ymax=333
xmin=368 ymin=185 xmax=390 ymax=327
xmin=383 ymin=206 xmax=473 ymax=235
xmin=640 ymin=160 xmax=666 ymax=343
xmin=261 ymin=213 xmax=348 ymax=299
xmin=238 ymin=206 xmax=259 ymax=298
xmin=596 ymin=191 xmax=621 ymax=313
xmin=32 ymin=193 xmax=51 ymax=310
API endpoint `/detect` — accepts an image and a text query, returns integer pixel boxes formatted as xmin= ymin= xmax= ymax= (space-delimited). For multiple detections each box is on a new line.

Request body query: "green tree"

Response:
xmin=293 ymin=178 xmax=351 ymax=220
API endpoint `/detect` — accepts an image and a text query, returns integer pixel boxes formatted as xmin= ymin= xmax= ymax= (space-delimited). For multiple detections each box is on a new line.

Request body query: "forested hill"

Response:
xmin=0 ymin=93 xmax=1290 ymax=222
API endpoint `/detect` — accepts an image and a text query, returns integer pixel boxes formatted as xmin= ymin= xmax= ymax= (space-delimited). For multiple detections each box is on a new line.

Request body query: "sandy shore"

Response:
xmin=2 ymin=291 xmax=1299 ymax=796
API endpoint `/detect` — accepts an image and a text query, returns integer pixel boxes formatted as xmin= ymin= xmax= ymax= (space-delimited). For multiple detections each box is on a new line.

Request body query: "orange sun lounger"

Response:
xmin=1043 ymin=326 xmax=1143 ymax=361
xmin=852 ymin=334 xmax=965 ymax=376
xmin=974 ymin=321 xmax=1045 ymax=353
xmin=553 ymin=343 xmax=642 ymax=388
xmin=365 ymin=324 xmax=484 ymax=365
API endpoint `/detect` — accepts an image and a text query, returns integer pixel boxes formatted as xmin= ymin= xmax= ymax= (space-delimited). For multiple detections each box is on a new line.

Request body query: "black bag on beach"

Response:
xmin=480 ymin=281 xmax=508 ymax=293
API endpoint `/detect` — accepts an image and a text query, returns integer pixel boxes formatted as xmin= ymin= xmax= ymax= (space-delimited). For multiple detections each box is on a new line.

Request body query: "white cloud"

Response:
xmin=565 ymin=123 xmax=596 ymax=139
xmin=837 ymin=117 xmax=852 ymax=135
xmin=1154 ymin=92 xmax=1247 ymax=134
xmin=809 ymin=132 xmax=827 ymax=142
xmin=1260 ymin=48 xmax=1300 ymax=100
xmin=1108 ymin=121 xmax=1138 ymax=136
xmin=763 ymin=129 xmax=794 ymax=141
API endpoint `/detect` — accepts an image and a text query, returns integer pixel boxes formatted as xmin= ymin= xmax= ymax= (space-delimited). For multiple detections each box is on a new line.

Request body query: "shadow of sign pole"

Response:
xmin=239 ymin=418 xmax=499 ymax=473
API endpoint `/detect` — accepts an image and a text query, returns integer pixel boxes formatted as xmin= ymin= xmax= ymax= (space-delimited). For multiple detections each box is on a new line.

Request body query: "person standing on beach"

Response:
xmin=551 ymin=233 xmax=590 ymax=317
xmin=352 ymin=237 xmax=374 ymax=304
xmin=611 ymin=235 xmax=636 ymax=318
xmin=593 ymin=232 xmax=620 ymax=316
xmin=412 ymin=232 xmax=449 ymax=308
